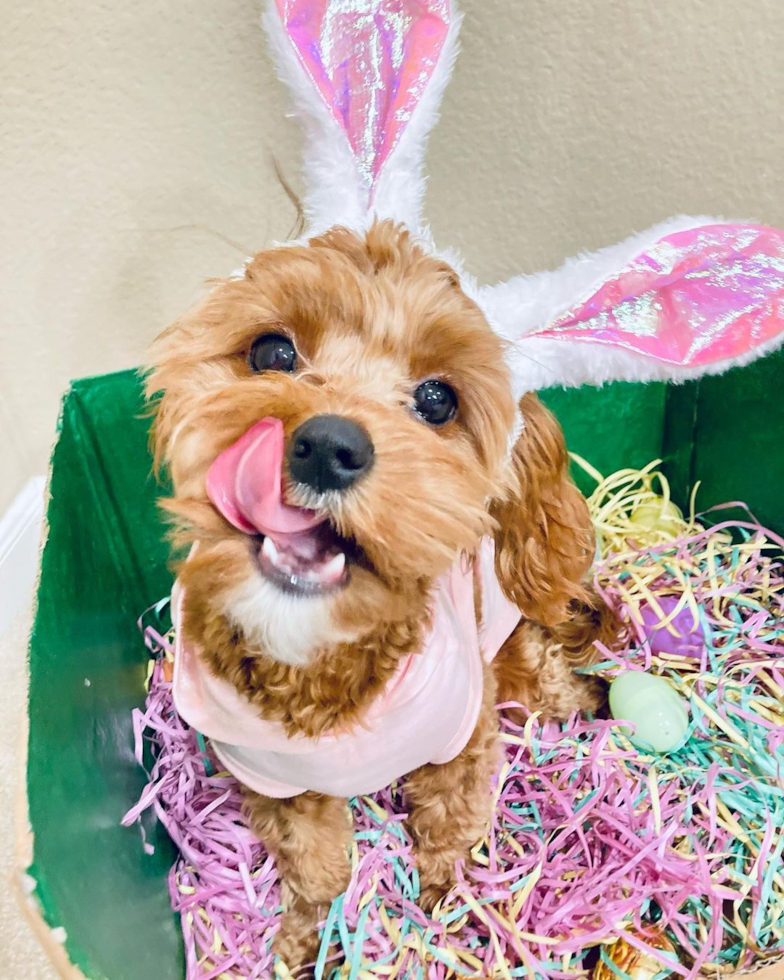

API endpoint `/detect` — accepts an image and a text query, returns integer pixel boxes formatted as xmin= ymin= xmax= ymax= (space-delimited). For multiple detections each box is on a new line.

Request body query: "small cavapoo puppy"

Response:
xmin=146 ymin=219 xmax=612 ymax=970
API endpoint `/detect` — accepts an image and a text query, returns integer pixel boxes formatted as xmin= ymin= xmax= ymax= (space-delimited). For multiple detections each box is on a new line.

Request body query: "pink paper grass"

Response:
xmin=124 ymin=475 xmax=784 ymax=979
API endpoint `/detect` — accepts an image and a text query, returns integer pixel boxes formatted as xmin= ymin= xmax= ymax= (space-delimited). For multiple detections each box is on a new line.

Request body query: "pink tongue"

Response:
xmin=205 ymin=418 xmax=322 ymax=537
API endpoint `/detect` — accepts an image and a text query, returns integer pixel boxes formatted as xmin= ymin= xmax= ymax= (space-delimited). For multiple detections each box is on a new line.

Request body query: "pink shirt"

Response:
xmin=172 ymin=538 xmax=521 ymax=798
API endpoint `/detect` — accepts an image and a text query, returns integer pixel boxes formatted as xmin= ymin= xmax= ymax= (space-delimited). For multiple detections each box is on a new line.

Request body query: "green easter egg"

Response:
xmin=609 ymin=671 xmax=688 ymax=752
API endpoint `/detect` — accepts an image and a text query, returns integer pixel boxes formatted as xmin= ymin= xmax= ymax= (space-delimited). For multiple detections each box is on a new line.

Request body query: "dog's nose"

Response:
xmin=288 ymin=415 xmax=375 ymax=493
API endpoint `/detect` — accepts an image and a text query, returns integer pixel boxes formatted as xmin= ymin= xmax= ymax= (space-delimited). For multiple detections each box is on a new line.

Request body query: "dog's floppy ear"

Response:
xmin=489 ymin=393 xmax=594 ymax=628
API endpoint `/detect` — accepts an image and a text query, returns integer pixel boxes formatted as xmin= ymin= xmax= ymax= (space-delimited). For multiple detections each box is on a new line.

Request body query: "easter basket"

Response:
xmin=18 ymin=361 xmax=784 ymax=980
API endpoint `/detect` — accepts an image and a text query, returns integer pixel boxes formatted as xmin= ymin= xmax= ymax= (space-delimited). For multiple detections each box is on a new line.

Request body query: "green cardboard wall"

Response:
xmin=25 ymin=352 xmax=784 ymax=979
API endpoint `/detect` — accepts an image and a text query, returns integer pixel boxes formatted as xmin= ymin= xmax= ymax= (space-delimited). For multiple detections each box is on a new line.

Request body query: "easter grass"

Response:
xmin=124 ymin=461 xmax=784 ymax=979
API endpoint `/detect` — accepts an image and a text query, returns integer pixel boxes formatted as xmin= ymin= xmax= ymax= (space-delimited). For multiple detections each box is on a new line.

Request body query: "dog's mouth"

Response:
xmin=204 ymin=416 xmax=373 ymax=596
xmin=253 ymin=521 xmax=365 ymax=597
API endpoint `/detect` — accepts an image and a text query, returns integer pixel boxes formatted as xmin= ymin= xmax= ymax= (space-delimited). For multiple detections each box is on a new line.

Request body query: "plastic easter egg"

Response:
xmin=593 ymin=932 xmax=678 ymax=979
xmin=639 ymin=596 xmax=704 ymax=658
xmin=628 ymin=497 xmax=683 ymax=537
xmin=609 ymin=671 xmax=689 ymax=752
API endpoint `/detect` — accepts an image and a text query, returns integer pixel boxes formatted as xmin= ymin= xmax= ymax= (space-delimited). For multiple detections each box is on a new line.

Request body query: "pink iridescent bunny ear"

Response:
xmin=263 ymin=0 xmax=457 ymax=237
xmin=478 ymin=217 xmax=784 ymax=399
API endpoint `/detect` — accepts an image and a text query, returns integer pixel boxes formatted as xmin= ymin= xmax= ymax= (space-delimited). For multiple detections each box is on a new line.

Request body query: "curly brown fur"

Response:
xmin=489 ymin=392 xmax=595 ymax=627
xmin=242 ymin=790 xmax=352 ymax=973
xmin=494 ymin=590 xmax=616 ymax=725
xmin=177 ymin=539 xmax=429 ymax=737
xmin=405 ymin=664 xmax=501 ymax=911
xmin=147 ymin=220 xmax=615 ymax=973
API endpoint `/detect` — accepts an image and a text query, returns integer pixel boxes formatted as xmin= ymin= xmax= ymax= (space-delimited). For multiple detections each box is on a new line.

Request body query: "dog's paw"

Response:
xmin=580 ymin=674 xmax=608 ymax=716
xmin=418 ymin=879 xmax=453 ymax=914
xmin=273 ymin=884 xmax=328 ymax=978
xmin=556 ymin=672 xmax=606 ymax=719
xmin=415 ymin=849 xmax=461 ymax=913
xmin=274 ymin=919 xmax=318 ymax=979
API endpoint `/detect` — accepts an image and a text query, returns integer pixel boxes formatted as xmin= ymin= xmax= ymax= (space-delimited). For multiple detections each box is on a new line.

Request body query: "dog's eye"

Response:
xmin=249 ymin=334 xmax=297 ymax=373
xmin=413 ymin=380 xmax=458 ymax=426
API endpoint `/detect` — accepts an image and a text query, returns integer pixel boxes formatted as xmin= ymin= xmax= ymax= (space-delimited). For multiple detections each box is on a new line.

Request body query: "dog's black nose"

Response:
xmin=288 ymin=415 xmax=374 ymax=493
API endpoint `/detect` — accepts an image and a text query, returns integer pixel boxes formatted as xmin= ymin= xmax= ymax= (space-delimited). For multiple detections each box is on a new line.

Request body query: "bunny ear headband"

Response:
xmin=265 ymin=0 xmax=784 ymax=414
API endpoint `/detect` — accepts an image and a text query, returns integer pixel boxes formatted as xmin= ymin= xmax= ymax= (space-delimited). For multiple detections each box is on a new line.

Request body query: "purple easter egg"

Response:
xmin=639 ymin=596 xmax=704 ymax=658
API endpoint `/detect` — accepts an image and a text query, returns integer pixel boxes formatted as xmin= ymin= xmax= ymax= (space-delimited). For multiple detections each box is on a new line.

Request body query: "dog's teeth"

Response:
xmin=260 ymin=535 xmax=347 ymax=591
xmin=262 ymin=536 xmax=287 ymax=570
xmin=321 ymin=552 xmax=346 ymax=583
xmin=262 ymin=536 xmax=278 ymax=561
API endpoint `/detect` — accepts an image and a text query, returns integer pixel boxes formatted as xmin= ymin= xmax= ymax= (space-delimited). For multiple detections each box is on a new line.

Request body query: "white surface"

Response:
xmin=0 ymin=608 xmax=58 ymax=980
xmin=0 ymin=477 xmax=45 ymax=639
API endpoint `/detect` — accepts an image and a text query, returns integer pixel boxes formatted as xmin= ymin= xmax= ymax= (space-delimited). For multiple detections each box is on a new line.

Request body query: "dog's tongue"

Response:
xmin=206 ymin=418 xmax=322 ymax=538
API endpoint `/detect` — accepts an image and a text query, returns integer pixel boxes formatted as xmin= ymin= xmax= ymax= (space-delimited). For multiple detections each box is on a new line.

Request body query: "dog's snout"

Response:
xmin=288 ymin=415 xmax=374 ymax=493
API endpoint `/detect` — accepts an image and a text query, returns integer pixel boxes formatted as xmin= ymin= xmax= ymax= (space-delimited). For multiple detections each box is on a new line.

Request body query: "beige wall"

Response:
xmin=2 ymin=0 xmax=783 ymax=513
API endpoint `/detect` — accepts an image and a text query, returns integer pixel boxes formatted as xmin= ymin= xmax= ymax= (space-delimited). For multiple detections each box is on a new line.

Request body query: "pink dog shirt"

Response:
xmin=172 ymin=538 xmax=521 ymax=798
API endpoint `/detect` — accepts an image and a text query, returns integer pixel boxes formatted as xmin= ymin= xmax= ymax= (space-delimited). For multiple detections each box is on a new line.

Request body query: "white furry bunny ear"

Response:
xmin=263 ymin=0 xmax=459 ymax=237
xmin=478 ymin=217 xmax=784 ymax=400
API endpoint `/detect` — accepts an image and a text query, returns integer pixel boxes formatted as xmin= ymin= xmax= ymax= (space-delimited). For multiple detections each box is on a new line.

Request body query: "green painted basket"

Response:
xmin=20 ymin=355 xmax=784 ymax=979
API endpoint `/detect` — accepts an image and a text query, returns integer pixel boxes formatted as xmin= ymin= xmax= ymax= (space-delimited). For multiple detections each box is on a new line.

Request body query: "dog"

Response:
xmin=146 ymin=219 xmax=613 ymax=972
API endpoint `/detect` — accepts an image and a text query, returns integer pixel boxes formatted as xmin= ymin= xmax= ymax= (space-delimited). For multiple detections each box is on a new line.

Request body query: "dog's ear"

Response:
xmin=489 ymin=393 xmax=594 ymax=628
xmin=143 ymin=314 xmax=206 ymax=482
